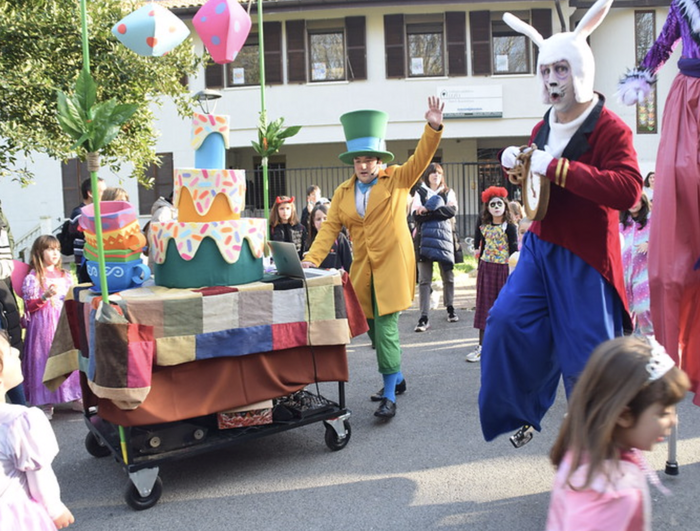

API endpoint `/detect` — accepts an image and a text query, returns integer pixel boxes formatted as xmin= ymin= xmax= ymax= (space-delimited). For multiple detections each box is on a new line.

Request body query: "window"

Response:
xmin=635 ymin=11 xmax=657 ymax=134
xmin=309 ymin=27 xmax=345 ymax=81
xmin=470 ymin=9 xmax=551 ymax=77
xmin=227 ymin=33 xmax=260 ymax=86
xmin=385 ymin=13 xmax=465 ymax=79
xmin=138 ymin=153 xmax=173 ymax=216
xmin=287 ymin=17 xmax=366 ymax=84
xmin=205 ymin=22 xmax=282 ymax=89
xmin=491 ymin=13 xmax=530 ymax=75
xmin=407 ymin=18 xmax=444 ymax=77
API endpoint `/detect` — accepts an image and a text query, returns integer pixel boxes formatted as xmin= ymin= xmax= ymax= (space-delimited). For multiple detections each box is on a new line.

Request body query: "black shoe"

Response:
xmin=369 ymin=378 xmax=407 ymax=402
xmin=414 ymin=315 xmax=429 ymax=332
xmin=374 ymin=397 xmax=396 ymax=418
xmin=447 ymin=305 xmax=459 ymax=322
xmin=510 ymin=425 xmax=535 ymax=448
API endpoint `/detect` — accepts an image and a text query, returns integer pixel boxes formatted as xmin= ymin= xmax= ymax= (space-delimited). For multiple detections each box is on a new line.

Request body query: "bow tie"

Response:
xmin=356 ymin=177 xmax=378 ymax=194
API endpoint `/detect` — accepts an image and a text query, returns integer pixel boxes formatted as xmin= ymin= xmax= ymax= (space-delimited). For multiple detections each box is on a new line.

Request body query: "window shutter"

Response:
xmin=346 ymin=16 xmax=367 ymax=81
xmin=61 ymin=158 xmax=85 ymax=217
xmin=470 ymin=10 xmax=491 ymax=76
xmin=384 ymin=14 xmax=405 ymax=79
xmin=205 ymin=61 xmax=224 ymax=89
xmin=138 ymin=153 xmax=173 ymax=216
xmin=138 ymin=163 xmax=157 ymax=216
xmin=531 ymin=9 xmax=552 ymax=67
xmin=264 ymin=21 xmax=283 ymax=85
xmin=446 ymin=12 xmax=466 ymax=77
xmin=286 ymin=20 xmax=307 ymax=83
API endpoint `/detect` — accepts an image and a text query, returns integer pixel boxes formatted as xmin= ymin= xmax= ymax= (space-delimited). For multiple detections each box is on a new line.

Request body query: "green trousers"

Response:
xmin=366 ymin=282 xmax=402 ymax=374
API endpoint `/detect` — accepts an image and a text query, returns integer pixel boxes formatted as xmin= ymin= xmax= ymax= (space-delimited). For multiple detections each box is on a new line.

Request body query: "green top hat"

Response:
xmin=338 ymin=110 xmax=395 ymax=165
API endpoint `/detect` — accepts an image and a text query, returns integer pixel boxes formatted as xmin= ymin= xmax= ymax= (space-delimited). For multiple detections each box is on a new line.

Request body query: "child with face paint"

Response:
xmin=466 ymin=187 xmax=518 ymax=362
xmin=269 ymin=196 xmax=307 ymax=259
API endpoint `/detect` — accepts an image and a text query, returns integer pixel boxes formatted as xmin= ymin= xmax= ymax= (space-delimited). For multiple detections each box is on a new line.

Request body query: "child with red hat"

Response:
xmin=466 ymin=187 xmax=518 ymax=362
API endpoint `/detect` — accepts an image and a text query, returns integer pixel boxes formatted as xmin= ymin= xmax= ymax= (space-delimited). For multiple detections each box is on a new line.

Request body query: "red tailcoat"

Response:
xmin=529 ymin=96 xmax=643 ymax=330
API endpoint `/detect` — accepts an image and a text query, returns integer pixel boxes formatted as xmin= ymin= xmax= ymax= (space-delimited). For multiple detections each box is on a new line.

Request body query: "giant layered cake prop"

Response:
xmin=149 ymin=113 xmax=267 ymax=288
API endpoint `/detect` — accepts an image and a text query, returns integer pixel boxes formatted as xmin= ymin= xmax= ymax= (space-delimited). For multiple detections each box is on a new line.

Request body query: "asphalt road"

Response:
xmin=48 ymin=275 xmax=700 ymax=530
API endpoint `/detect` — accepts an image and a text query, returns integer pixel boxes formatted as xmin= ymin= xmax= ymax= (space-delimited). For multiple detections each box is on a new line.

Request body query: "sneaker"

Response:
xmin=465 ymin=345 xmax=481 ymax=362
xmin=447 ymin=306 xmax=459 ymax=322
xmin=414 ymin=316 xmax=430 ymax=332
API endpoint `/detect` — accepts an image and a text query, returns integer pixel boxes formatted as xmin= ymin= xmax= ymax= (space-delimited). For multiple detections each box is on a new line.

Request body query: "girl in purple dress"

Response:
xmin=21 ymin=235 xmax=80 ymax=418
xmin=620 ymin=194 xmax=653 ymax=337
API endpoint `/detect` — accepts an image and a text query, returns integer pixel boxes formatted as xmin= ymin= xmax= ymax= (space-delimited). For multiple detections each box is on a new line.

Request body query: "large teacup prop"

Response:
xmin=86 ymin=260 xmax=151 ymax=293
xmin=506 ymin=144 xmax=550 ymax=221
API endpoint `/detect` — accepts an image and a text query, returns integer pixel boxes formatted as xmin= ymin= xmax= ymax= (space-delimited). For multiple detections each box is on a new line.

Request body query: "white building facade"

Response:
xmin=1 ymin=0 xmax=677 ymax=256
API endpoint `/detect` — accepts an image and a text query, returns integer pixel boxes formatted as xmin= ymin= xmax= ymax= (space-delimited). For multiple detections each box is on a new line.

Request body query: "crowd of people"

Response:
xmin=3 ymin=1 xmax=697 ymax=526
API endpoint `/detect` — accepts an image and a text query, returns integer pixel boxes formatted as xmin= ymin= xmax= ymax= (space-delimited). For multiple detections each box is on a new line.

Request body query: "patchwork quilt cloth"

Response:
xmin=44 ymin=271 xmax=367 ymax=409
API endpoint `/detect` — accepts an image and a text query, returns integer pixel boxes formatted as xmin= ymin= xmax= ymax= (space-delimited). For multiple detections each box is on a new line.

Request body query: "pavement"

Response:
xmin=47 ymin=273 xmax=700 ymax=530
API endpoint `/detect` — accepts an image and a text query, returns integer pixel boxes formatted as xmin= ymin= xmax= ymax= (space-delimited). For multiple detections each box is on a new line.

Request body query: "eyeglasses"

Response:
xmin=489 ymin=201 xmax=504 ymax=207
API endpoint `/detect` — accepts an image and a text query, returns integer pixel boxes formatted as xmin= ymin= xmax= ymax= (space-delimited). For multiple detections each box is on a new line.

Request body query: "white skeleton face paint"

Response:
xmin=488 ymin=198 xmax=506 ymax=218
xmin=541 ymin=60 xmax=576 ymax=113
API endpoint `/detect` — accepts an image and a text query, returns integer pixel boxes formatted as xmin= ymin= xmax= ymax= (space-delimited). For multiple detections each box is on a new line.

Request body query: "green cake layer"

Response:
xmin=154 ymin=237 xmax=263 ymax=288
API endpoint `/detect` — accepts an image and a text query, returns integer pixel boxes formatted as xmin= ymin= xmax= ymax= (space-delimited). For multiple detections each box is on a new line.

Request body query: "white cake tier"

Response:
xmin=149 ymin=218 xmax=267 ymax=264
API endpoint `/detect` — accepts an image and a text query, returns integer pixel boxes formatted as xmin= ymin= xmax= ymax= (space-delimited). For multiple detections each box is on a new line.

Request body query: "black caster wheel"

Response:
xmin=125 ymin=476 xmax=163 ymax=511
xmin=84 ymin=432 xmax=111 ymax=458
xmin=324 ymin=420 xmax=351 ymax=451
xmin=665 ymin=461 xmax=680 ymax=476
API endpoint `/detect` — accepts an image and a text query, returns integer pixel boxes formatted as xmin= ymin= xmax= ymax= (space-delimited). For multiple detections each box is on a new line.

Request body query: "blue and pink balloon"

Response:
xmin=112 ymin=3 xmax=190 ymax=57
xmin=193 ymin=0 xmax=252 ymax=64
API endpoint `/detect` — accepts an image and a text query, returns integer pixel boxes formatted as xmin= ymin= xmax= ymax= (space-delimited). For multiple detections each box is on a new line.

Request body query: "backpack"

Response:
xmin=57 ymin=220 xmax=75 ymax=256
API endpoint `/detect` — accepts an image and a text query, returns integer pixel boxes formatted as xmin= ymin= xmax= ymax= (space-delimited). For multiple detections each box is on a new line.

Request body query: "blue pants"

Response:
xmin=478 ymin=233 xmax=623 ymax=441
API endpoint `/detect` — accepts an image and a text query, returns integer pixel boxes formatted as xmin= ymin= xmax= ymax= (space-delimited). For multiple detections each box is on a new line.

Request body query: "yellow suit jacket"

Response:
xmin=305 ymin=124 xmax=443 ymax=318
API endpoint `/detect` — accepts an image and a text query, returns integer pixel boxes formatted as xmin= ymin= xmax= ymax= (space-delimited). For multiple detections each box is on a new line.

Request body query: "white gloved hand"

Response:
xmin=530 ymin=150 xmax=554 ymax=176
xmin=501 ymin=146 xmax=521 ymax=169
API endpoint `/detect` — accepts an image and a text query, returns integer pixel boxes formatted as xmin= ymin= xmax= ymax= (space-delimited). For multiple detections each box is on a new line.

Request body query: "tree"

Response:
xmin=0 ymin=0 xmax=205 ymax=185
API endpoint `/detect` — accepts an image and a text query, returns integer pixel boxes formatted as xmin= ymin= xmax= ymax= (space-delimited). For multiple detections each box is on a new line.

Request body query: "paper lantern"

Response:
xmin=112 ymin=3 xmax=190 ymax=57
xmin=193 ymin=0 xmax=252 ymax=65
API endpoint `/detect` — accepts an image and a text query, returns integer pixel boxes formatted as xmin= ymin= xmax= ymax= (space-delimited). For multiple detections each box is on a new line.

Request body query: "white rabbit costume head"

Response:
xmin=503 ymin=0 xmax=613 ymax=104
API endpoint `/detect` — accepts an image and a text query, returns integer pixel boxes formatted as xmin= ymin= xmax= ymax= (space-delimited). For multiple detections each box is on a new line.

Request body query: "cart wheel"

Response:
xmin=84 ymin=432 xmax=111 ymax=458
xmin=124 ymin=476 xmax=163 ymax=511
xmin=324 ymin=420 xmax=351 ymax=451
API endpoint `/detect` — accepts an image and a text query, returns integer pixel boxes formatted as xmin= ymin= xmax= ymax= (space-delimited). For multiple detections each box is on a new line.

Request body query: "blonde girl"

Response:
xmin=0 ymin=332 xmax=75 ymax=529
xmin=21 ymin=235 xmax=80 ymax=418
xmin=548 ymin=336 xmax=689 ymax=530
xmin=101 ymin=187 xmax=129 ymax=202
xmin=269 ymin=196 xmax=307 ymax=258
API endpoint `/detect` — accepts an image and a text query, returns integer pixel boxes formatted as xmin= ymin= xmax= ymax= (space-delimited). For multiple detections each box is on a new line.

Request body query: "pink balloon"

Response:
xmin=193 ymin=0 xmax=252 ymax=65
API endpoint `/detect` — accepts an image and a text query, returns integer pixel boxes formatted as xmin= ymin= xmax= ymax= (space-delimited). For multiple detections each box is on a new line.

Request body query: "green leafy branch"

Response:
xmin=56 ymin=69 xmax=138 ymax=154
xmin=251 ymin=114 xmax=301 ymax=161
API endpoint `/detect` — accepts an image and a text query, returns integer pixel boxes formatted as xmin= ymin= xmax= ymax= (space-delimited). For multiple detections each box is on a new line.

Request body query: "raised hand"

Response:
xmin=425 ymin=96 xmax=444 ymax=130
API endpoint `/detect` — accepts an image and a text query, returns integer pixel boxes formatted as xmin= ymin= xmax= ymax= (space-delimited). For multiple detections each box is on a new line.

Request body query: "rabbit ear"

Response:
xmin=573 ymin=0 xmax=614 ymax=41
xmin=503 ymin=12 xmax=544 ymax=48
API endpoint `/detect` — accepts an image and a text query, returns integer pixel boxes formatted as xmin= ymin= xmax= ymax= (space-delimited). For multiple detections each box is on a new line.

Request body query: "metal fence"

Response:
xmin=243 ymin=161 xmax=518 ymax=241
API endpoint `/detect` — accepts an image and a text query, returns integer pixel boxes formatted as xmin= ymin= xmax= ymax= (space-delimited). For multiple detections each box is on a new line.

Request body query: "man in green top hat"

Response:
xmin=303 ymin=96 xmax=444 ymax=419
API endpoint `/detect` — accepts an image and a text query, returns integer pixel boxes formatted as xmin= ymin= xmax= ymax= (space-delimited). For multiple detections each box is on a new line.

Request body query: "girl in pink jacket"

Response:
xmin=547 ymin=337 xmax=689 ymax=530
